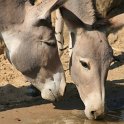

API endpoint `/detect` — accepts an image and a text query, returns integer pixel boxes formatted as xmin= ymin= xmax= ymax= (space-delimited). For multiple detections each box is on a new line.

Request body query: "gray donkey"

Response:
xmin=0 ymin=0 xmax=68 ymax=101
xmin=54 ymin=0 xmax=123 ymax=120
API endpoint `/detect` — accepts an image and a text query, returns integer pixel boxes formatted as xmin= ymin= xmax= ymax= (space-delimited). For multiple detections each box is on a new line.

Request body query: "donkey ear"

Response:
xmin=37 ymin=0 xmax=68 ymax=19
xmin=109 ymin=13 xmax=124 ymax=30
xmin=58 ymin=0 xmax=95 ymax=31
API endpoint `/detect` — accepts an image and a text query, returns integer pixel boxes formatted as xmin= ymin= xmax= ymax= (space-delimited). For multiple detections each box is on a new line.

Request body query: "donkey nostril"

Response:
xmin=91 ymin=111 xmax=94 ymax=114
xmin=91 ymin=111 xmax=97 ymax=119
xmin=90 ymin=110 xmax=104 ymax=120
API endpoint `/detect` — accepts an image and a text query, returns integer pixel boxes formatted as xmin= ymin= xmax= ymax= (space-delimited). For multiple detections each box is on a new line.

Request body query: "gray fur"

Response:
xmin=0 ymin=0 xmax=25 ymax=31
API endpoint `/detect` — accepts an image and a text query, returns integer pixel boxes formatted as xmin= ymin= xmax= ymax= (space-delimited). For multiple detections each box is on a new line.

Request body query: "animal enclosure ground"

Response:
xmin=0 ymin=25 xmax=124 ymax=124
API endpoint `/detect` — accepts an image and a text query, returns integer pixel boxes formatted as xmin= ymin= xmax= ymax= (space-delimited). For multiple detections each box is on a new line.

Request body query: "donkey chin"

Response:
xmin=41 ymin=80 xmax=63 ymax=102
xmin=32 ymin=72 xmax=66 ymax=102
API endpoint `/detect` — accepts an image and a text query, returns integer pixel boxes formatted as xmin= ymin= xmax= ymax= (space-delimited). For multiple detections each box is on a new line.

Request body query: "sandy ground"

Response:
xmin=0 ymin=20 xmax=124 ymax=124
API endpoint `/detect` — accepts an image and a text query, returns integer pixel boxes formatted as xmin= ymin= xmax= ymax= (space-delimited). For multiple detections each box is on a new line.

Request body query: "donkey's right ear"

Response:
xmin=37 ymin=0 xmax=68 ymax=19
xmin=109 ymin=13 xmax=124 ymax=30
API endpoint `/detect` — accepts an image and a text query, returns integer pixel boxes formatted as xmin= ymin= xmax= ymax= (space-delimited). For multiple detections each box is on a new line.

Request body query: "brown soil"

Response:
xmin=0 ymin=21 xmax=124 ymax=124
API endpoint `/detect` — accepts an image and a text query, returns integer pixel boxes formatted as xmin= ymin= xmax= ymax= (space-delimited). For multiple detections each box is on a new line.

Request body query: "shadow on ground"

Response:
xmin=0 ymin=83 xmax=84 ymax=112
xmin=0 ymin=84 xmax=49 ymax=111
xmin=0 ymin=81 xmax=124 ymax=111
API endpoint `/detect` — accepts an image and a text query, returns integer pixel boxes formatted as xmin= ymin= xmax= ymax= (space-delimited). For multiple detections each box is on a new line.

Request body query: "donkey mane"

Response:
xmin=92 ymin=17 xmax=111 ymax=30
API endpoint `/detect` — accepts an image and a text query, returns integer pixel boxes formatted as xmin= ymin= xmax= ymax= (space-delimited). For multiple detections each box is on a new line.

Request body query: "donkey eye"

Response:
xmin=80 ymin=61 xmax=90 ymax=70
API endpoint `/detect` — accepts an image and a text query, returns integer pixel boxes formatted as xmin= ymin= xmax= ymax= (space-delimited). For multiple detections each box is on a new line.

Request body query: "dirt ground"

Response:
xmin=0 ymin=19 xmax=124 ymax=124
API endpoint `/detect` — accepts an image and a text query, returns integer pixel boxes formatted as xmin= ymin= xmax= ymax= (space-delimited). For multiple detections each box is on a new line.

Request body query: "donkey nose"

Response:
xmin=85 ymin=107 xmax=104 ymax=120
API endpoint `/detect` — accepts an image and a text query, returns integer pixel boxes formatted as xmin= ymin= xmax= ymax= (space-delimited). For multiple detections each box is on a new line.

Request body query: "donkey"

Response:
xmin=54 ymin=0 xmax=118 ymax=119
xmin=0 ymin=0 xmax=68 ymax=101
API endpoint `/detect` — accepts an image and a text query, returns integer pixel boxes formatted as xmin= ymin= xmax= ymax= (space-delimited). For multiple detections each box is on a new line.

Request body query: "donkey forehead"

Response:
xmin=75 ymin=30 xmax=113 ymax=60
xmin=77 ymin=29 xmax=107 ymax=43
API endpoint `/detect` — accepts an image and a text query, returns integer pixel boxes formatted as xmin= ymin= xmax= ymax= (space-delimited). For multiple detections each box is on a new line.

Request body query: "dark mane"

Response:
xmin=92 ymin=17 xmax=111 ymax=30
xmin=91 ymin=0 xmax=112 ymax=30
xmin=16 ymin=0 xmax=27 ymax=6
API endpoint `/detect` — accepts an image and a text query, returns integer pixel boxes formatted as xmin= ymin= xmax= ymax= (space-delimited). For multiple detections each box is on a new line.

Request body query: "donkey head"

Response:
xmin=1 ymin=0 xmax=67 ymax=101
xmin=70 ymin=28 xmax=113 ymax=119
xmin=59 ymin=0 xmax=114 ymax=119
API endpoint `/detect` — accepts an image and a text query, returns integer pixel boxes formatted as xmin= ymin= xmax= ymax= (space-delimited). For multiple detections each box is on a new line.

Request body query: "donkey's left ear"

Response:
xmin=37 ymin=0 xmax=68 ymax=19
